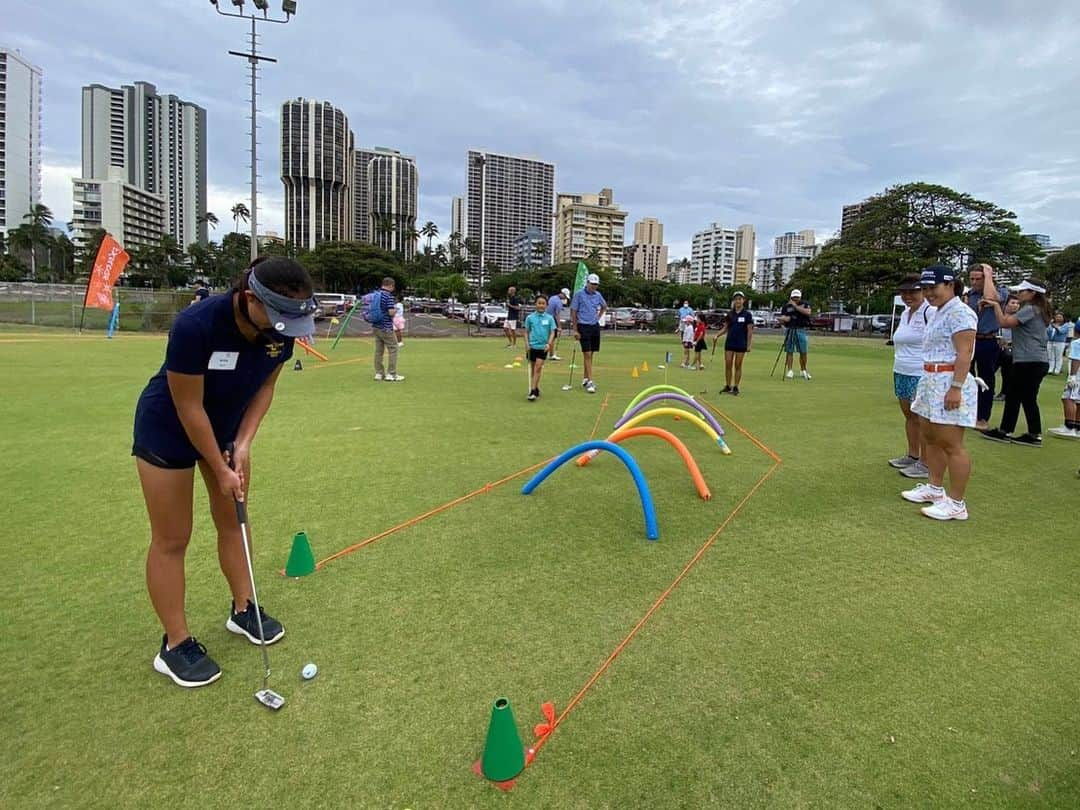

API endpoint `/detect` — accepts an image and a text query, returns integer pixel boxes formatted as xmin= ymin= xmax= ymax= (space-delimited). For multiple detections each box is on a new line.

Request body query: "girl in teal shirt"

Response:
xmin=525 ymin=295 xmax=557 ymax=401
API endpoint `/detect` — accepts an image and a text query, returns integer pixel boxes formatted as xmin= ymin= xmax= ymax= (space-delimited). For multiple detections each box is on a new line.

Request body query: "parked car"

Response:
xmin=446 ymin=302 xmax=466 ymax=319
xmin=811 ymin=311 xmax=855 ymax=331
xmin=313 ymin=293 xmax=348 ymax=320
xmin=767 ymin=311 xmax=783 ymax=328
xmin=464 ymin=303 xmax=480 ymax=323
xmin=481 ymin=304 xmax=508 ymax=327
xmin=700 ymin=310 xmax=728 ymax=329
xmin=631 ymin=308 xmax=655 ymax=329
xmin=870 ymin=314 xmax=892 ymax=333
xmin=609 ymin=307 xmax=636 ymax=328
xmin=750 ymin=310 xmax=769 ymax=328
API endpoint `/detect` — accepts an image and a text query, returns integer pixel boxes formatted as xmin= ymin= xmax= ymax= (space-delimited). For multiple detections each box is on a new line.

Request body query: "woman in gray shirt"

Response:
xmin=980 ymin=279 xmax=1053 ymax=447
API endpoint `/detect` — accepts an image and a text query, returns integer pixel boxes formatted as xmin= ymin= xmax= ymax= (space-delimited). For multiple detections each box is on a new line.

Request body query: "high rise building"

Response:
xmin=773 ymin=229 xmax=816 ymax=256
xmin=689 ymin=223 xmax=755 ymax=286
xmin=281 ymin=99 xmax=353 ymax=251
xmin=553 ymin=188 xmax=627 ymax=273
xmin=623 ymin=217 xmax=669 ymax=281
xmin=78 ymin=81 xmax=206 ymax=249
xmin=466 ymin=150 xmax=555 ymax=283
xmin=841 ymin=201 xmax=869 ymax=237
xmin=1024 ymin=233 xmax=1052 ymax=248
xmin=451 ymin=196 xmax=465 ymax=240
xmin=0 ymin=48 xmax=43 ymax=237
xmin=754 ymin=229 xmax=821 ymax=292
xmin=353 ymin=146 xmax=418 ymax=260
xmin=513 ymin=226 xmax=551 ymax=269
xmin=71 ymin=167 xmax=166 ymax=252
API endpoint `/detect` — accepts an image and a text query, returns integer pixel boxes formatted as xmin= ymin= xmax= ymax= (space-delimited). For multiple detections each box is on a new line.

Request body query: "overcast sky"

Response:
xmin=7 ymin=0 xmax=1079 ymax=259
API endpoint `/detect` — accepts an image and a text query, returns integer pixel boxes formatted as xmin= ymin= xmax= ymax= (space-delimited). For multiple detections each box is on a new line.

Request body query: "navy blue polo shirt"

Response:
xmin=725 ymin=308 xmax=754 ymax=350
xmin=133 ymin=293 xmax=293 ymax=465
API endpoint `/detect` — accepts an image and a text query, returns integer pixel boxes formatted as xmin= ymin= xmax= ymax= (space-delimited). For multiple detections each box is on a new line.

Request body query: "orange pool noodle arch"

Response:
xmin=577 ymin=426 xmax=711 ymax=501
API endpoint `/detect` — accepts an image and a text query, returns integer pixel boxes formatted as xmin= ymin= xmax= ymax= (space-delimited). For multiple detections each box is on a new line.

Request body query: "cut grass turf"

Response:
xmin=1 ymin=329 xmax=1078 ymax=808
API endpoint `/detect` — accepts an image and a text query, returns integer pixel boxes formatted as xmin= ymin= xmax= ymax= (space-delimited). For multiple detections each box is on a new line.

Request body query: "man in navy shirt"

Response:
xmin=133 ymin=257 xmax=316 ymax=688
xmin=965 ymin=262 xmax=1008 ymax=429
xmin=546 ymin=288 xmax=570 ymax=360
xmin=372 ymin=277 xmax=404 ymax=382
xmin=570 ymin=273 xmax=607 ymax=393
xmin=780 ymin=289 xmax=813 ymax=380
xmin=505 ymin=286 xmax=522 ymax=348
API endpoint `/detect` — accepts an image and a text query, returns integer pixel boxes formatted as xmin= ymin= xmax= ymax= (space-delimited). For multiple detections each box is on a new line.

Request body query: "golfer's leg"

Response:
xmin=921 ymin=420 xmax=946 ymax=487
xmin=734 ymin=353 xmax=745 ymax=385
xmin=583 ymin=351 xmax=594 ymax=380
xmin=900 ymin=399 xmax=920 ymax=458
xmin=374 ymin=333 xmax=385 ymax=377
xmin=140 ymin=459 xmax=196 ymax=648
xmin=386 ymin=333 xmax=399 ymax=376
xmin=799 ymin=352 xmax=808 ymax=371
xmin=199 ymin=460 xmax=252 ymax=609
xmin=535 ymin=358 xmax=544 ymax=388
xmin=941 ymin=426 xmax=971 ymax=500
xmin=785 ymin=352 xmax=793 ymax=371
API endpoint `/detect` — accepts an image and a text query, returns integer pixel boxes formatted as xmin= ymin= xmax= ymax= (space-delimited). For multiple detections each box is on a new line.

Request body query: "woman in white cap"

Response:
xmin=980 ymin=277 xmax=1053 ymax=447
xmin=901 ymin=265 xmax=977 ymax=521
xmin=133 ymin=256 xmax=316 ymax=687
xmin=888 ymin=275 xmax=935 ymax=478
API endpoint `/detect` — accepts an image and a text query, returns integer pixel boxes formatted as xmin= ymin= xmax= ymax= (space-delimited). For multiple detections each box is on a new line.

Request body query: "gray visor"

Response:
xmin=248 ymin=271 xmax=317 ymax=337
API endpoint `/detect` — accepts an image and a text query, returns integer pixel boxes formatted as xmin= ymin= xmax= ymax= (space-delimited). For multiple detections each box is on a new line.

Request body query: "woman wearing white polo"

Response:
xmin=888 ymin=275 xmax=935 ymax=479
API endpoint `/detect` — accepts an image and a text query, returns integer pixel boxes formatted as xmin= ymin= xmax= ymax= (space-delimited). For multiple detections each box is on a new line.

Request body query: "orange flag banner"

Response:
xmin=84 ymin=234 xmax=129 ymax=311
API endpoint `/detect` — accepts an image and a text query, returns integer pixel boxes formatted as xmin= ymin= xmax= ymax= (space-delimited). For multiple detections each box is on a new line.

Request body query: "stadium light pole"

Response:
xmin=209 ymin=1 xmax=298 ymax=261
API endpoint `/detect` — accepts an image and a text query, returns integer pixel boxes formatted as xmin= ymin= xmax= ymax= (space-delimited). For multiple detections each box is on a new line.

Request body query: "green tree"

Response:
xmin=1045 ymin=244 xmax=1080 ymax=316
xmin=8 ymin=203 xmax=54 ymax=282
xmin=198 ymin=211 xmax=219 ymax=232
xmin=300 ymin=240 xmax=405 ymax=294
xmin=230 ymin=202 xmax=250 ymax=233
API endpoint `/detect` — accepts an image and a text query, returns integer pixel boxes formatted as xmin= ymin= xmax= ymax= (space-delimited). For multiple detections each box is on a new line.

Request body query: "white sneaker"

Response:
xmin=801 ymin=370 xmax=812 ymax=380
xmin=901 ymin=483 xmax=945 ymax=504
xmin=586 ymin=382 xmax=597 ymax=394
xmin=921 ymin=499 xmax=969 ymax=521
xmin=385 ymin=374 xmax=405 ymax=382
xmin=397 ymin=341 xmax=404 ymax=348
xmin=785 ymin=370 xmax=794 ymax=379
xmin=373 ymin=373 xmax=384 ymax=381
xmin=581 ymin=378 xmax=590 ymax=389
xmin=1049 ymin=426 xmax=1080 ymax=439
xmin=551 ymin=354 xmax=562 ymax=361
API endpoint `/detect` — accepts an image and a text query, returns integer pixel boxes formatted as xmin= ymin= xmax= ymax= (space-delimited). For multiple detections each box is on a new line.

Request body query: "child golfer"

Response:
xmin=525 ymin=294 xmax=558 ymax=400
xmin=692 ymin=313 xmax=708 ymax=370
xmin=681 ymin=316 xmax=695 ymax=368
xmin=133 ymin=257 xmax=316 ymax=688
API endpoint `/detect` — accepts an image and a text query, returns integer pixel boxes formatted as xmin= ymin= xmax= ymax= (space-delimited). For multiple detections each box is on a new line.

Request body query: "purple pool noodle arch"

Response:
xmin=522 ymin=440 xmax=659 ymax=540
xmin=614 ymin=394 xmax=725 ymax=436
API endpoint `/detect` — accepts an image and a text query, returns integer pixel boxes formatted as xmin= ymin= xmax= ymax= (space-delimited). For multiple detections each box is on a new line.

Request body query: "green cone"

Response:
xmin=284 ymin=531 xmax=316 ymax=577
xmin=480 ymin=697 xmax=525 ymax=782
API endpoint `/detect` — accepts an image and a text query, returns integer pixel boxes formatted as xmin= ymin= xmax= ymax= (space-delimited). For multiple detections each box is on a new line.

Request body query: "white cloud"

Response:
xmin=40 ymin=162 xmax=79 ymax=228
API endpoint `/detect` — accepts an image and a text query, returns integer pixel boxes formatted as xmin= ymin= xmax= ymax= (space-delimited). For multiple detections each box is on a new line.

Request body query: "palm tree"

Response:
xmin=198 ymin=211 xmax=219 ymax=231
xmin=420 ymin=221 xmax=439 ymax=254
xmin=401 ymin=225 xmax=420 ymax=254
xmin=230 ymin=203 xmax=250 ymax=233
xmin=464 ymin=237 xmax=480 ymax=258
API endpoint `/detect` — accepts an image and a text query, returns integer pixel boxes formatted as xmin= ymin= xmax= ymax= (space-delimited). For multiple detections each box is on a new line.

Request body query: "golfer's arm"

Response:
xmin=570 ymin=309 xmax=578 ymax=331
xmin=987 ymin=302 xmax=1020 ymax=329
xmin=167 ymin=371 xmax=231 ymax=477
xmin=235 ymin=364 xmax=285 ymax=448
xmin=747 ymin=324 xmax=754 ymax=346
xmin=951 ymin=331 xmax=976 ymax=385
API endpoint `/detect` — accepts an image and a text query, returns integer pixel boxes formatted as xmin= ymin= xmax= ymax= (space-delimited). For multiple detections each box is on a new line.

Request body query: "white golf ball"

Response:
xmin=301 ymin=663 xmax=317 ymax=680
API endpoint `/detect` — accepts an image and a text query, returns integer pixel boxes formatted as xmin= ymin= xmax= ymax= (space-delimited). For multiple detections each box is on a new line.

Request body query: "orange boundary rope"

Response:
xmin=525 ymin=406 xmax=783 ymax=764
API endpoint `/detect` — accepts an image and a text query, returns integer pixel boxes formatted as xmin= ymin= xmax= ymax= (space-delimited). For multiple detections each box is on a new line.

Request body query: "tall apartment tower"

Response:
xmin=77 ymin=81 xmax=207 ymax=248
xmin=0 ymin=48 xmax=43 ymax=236
xmin=623 ymin=217 xmax=669 ymax=281
xmin=450 ymin=196 xmax=465 ymax=239
xmin=352 ymin=147 xmax=418 ymax=261
xmin=553 ymin=188 xmax=627 ymax=273
xmin=281 ymin=99 xmax=353 ymax=251
xmin=466 ymin=150 xmax=555 ymax=282
xmin=841 ymin=201 xmax=870 ymax=236
xmin=690 ymin=222 xmax=755 ymax=286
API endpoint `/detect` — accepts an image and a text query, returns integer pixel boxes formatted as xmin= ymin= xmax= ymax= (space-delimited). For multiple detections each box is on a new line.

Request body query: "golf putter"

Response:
xmin=227 ymin=445 xmax=284 ymax=711
xmin=561 ymin=347 xmax=577 ymax=391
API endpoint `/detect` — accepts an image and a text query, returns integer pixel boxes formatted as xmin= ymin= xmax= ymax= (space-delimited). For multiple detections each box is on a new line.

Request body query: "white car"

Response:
xmin=481 ymin=305 xmax=508 ymax=327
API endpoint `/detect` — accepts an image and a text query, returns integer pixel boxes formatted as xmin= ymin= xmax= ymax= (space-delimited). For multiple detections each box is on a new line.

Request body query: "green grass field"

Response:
xmin=2 ymin=328 xmax=1078 ymax=808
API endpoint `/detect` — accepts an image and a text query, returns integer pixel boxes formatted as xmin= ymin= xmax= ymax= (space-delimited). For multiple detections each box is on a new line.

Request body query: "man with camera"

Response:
xmin=779 ymin=290 xmax=813 ymax=380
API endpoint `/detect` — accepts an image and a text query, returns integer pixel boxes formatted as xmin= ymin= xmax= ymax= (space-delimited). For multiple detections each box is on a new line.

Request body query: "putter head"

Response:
xmin=255 ymin=689 xmax=286 ymax=710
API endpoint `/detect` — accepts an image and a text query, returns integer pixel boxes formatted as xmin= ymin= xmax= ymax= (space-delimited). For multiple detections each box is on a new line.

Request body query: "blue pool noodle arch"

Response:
xmin=522 ymin=440 xmax=659 ymax=540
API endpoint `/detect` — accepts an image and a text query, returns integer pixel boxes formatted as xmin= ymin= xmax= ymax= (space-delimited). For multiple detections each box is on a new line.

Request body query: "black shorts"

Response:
xmin=725 ymin=342 xmax=748 ymax=354
xmin=528 ymin=348 xmax=548 ymax=362
xmin=578 ymin=323 xmax=601 ymax=353
xmin=694 ymin=339 xmax=707 ymax=352
xmin=132 ymin=444 xmax=198 ymax=470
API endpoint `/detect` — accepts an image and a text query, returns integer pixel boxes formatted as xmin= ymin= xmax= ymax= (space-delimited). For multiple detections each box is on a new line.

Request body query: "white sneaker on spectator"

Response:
xmin=551 ymin=354 xmax=562 ymax=361
xmin=385 ymin=374 xmax=405 ymax=382
xmin=397 ymin=341 xmax=404 ymax=348
xmin=901 ymin=483 xmax=945 ymax=504
xmin=1049 ymin=426 xmax=1080 ymax=439
xmin=921 ymin=499 xmax=968 ymax=521
xmin=785 ymin=370 xmax=794 ymax=379
xmin=586 ymin=381 xmax=597 ymax=394
xmin=801 ymin=370 xmax=812 ymax=380
xmin=373 ymin=373 xmax=384 ymax=381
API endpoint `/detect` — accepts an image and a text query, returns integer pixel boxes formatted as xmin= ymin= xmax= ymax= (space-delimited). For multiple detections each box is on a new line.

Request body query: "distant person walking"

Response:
xmin=902 ymin=265 xmax=977 ymax=521
xmin=1047 ymin=312 xmax=1070 ymax=374
xmin=133 ymin=257 xmax=316 ymax=687
xmin=996 ymin=295 xmax=1020 ymax=401
xmin=570 ymin=273 xmax=607 ymax=394
xmin=779 ymin=289 xmax=812 ymax=379
xmin=546 ymin=288 xmax=570 ymax=360
xmin=964 ymin=262 xmax=1009 ymax=429
xmin=712 ymin=291 xmax=754 ymax=395
xmin=888 ymin=275 xmax=935 ymax=478
xmin=504 ymin=286 xmax=522 ymax=348
xmin=980 ymin=278 xmax=1052 ymax=447
xmin=1049 ymin=330 xmax=1080 ymax=439
xmin=680 ymin=316 xmax=695 ymax=368
xmin=691 ymin=313 xmax=708 ymax=370
xmin=525 ymin=295 xmax=558 ymax=401
xmin=678 ymin=300 xmax=695 ymax=329
xmin=372 ymin=277 xmax=404 ymax=382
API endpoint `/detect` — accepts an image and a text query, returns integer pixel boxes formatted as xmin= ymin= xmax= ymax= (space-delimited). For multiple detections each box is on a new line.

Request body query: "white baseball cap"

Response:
xmin=561 ymin=287 xmax=571 ymax=297
xmin=1010 ymin=280 xmax=1046 ymax=294
xmin=586 ymin=273 xmax=600 ymax=285
xmin=790 ymin=289 xmax=802 ymax=298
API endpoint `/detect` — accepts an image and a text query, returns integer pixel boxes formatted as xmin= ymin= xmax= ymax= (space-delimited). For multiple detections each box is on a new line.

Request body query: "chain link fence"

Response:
xmin=0 ymin=283 xmax=191 ymax=332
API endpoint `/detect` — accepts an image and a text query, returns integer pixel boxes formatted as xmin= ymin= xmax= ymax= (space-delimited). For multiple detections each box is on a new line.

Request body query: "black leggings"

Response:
xmin=1000 ymin=361 xmax=1049 ymax=436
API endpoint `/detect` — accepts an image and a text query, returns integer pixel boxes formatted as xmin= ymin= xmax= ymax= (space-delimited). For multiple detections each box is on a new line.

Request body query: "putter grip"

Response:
xmin=224 ymin=442 xmax=247 ymax=525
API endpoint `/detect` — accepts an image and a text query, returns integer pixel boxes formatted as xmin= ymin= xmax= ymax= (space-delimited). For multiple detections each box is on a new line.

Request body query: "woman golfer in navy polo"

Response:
xmin=134 ymin=257 xmax=316 ymax=687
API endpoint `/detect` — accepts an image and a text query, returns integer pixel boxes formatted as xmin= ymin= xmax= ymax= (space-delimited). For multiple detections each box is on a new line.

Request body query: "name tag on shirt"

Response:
xmin=208 ymin=351 xmax=239 ymax=371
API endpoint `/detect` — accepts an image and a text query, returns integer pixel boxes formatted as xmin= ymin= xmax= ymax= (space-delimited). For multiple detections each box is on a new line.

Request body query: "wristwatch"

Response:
xmin=949 ymin=381 xmax=963 ymax=390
